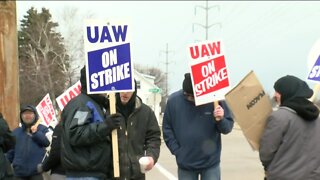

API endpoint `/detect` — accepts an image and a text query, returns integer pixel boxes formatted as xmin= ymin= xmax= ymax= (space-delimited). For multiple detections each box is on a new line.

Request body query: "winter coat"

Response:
xmin=6 ymin=105 xmax=50 ymax=177
xmin=0 ymin=114 xmax=15 ymax=179
xmin=42 ymin=122 xmax=65 ymax=175
xmin=116 ymin=96 xmax=161 ymax=180
xmin=61 ymin=93 xmax=113 ymax=179
xmin=163 ymin=90 xmax=234 ymax=171
xmin=260 ymin=106 xmax=320 ymax=180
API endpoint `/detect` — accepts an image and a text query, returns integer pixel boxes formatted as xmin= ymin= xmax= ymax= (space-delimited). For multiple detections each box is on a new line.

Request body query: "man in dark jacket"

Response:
xmin=61 ymin=66 xmax=121 ymax=180
xmin=40 ymin=121 xmax=65 ymax=179
xmin=0 ymin=112 xmax=15 ymax=179
xmin=115 ymin=79 xmax=161 ymax=180
xmin=162 ymin=73 xmax=234 ymax=180
xmin=6 ymin=105 xmax=50 ymax=180
xmin=260 ymin=75 xmax=320 ymax=180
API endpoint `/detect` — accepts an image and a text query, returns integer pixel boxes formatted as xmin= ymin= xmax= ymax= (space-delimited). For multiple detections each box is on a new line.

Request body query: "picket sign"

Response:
xmin=84 ymin=19 xmax=135 ymax=178
xmin=36 ymin=93 xmax=57 ymax=127
xmin=56 ymin=81 xmax=81 ymax=111
xmin=307 ymin=39 xmax=320 ymax=102
xmin=186 ymin=40 xmax=231 ymax=106
xmin=109 ymin=92 xmax=119 ymax=177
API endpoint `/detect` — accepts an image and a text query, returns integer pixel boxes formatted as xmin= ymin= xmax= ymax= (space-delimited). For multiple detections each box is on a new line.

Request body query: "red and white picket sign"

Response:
xmin=56 ymin=81 xmax=81 ymax=111
xmin=187 ymin=40 xmax=231 ymax=106
xmin=36 ymin=93 xmax=57 ymax=127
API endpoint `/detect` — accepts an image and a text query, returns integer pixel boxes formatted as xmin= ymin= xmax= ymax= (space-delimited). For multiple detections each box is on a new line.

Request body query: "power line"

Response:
xmin=193 ymin=0 xmax=221 ymax=41
xmin=160 ymin=43 xmax=174 ymax=100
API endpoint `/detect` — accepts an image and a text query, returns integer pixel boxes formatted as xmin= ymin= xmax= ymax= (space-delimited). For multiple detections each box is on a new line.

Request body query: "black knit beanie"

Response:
xmin=182 ymin=73 xmax=193 ymax=94
xmin=274 ymin=75 xmax=313 ymax=104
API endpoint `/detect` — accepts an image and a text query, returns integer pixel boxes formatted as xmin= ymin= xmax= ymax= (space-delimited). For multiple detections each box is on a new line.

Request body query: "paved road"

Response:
xmin=146 ymin=128 xmax=264 ymax=180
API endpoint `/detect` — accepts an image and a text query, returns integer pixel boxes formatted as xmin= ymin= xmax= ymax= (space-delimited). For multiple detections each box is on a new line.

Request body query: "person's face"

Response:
xmin=119 ymin=91 xmax=134 ymax=105
xmin=183 ymin=92 xmax=195 ymax=102
xmin=274 ymin=91 xmax=281 ymax=105
xmin=21 ymin=110 xmax=35 ymax=124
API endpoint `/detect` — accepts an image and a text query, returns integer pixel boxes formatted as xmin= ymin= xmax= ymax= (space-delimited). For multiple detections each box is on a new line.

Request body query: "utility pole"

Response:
xmin=0 ymin=1 xmax=20 ymax=130
xmin=193 ymin=0 xmax=221 ymax=40
xmin=160 ymin=43 xmax=173 ymax=101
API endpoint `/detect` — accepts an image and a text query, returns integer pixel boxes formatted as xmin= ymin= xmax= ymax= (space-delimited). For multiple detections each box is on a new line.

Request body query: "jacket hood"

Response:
xmin=281 ymin=97 xmax=319 ymax=121
xmin=20 ymin=105 xmax=39 ymax=127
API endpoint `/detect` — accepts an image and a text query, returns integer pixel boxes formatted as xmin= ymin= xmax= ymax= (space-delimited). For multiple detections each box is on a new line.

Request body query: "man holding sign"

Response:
xmin=162 ymin=73 xmax=234 ymax=180
xmin=61 ymin=67 xmax=122 ymax=180
xmin=115 ymin=80 xmax=161 ymax=180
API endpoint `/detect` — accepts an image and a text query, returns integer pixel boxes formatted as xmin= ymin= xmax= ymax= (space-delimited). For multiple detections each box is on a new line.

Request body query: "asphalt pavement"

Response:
xmin=146 ymin=127 xmax=264 ymax=180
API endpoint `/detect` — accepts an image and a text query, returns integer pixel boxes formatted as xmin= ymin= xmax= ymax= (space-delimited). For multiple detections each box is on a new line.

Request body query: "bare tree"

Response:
xmin=19 ymin=7 xmax=69 ymax=108
xmin=57 ymin=7 xmax=94 ymax=86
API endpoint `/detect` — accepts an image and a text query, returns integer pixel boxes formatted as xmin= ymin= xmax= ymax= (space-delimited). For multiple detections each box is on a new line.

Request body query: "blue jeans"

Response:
xmin=178 ymin=164 xmax=220 ymax=180
xmin=66 ymin=177 xmax=100 ymax=180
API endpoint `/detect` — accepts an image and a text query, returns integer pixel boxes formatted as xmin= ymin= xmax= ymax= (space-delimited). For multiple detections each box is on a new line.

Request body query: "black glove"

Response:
xmin=104 ymin=113 xmax=122 ymax=130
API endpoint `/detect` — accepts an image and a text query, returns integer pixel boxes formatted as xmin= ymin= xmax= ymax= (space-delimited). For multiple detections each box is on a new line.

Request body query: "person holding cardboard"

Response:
xmin=60 ymin=66 xmax=122 ymax=180
xmin=6 ymin=105 xmax=50 ymax=180
xmin=259 ymin=75 xmax=320 ymax=180
xmin=162 ymin=73 xmax=234 ymax=180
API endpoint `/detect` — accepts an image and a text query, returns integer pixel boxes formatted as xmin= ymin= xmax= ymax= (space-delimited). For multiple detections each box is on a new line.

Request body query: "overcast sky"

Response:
xmin=16 ymin=1 xmax=320 ymax=96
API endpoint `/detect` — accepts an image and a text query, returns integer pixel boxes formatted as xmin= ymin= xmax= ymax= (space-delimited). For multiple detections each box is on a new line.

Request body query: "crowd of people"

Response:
xmin=1 ymin=66 xmax=320 ymax=180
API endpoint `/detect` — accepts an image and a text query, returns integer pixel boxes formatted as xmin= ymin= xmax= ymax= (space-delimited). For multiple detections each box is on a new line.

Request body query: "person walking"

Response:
xmin=114 ymin=79 xmax=161 ymax=180
xmin=60 ymin=66 xmax=121 ymax=180
xmin=162 ymin=72 xmax=234 ymax=180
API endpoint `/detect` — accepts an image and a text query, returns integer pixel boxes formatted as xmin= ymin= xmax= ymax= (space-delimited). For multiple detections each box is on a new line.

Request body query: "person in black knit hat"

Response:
xmin=60 ymin=66 xmax=122 ymax=180
xmin=163 ymin=72 xmax=234 ymax=180
xmin=260 ymin=75 xmax=320 ymax=180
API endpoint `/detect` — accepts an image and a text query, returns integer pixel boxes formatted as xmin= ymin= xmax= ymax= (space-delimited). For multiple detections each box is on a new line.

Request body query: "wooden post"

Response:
xmin=109 ymin=92 xmax=120 ymax=178
xmin=214 ymin=101 xmax=221 ymax=121
xmin=0 ymin=1 xmax=19 ymax=130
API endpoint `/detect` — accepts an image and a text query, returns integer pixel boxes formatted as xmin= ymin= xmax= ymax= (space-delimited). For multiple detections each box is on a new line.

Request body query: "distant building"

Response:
xmin=134 ymin=70 xmax=162 ymax=124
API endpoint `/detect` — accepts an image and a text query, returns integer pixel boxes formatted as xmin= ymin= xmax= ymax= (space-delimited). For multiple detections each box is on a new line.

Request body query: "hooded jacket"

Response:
xmin=260 ymin=75 xmax=320 ymax=180
xmin=6 ymin=105 xmax=50 ymax=177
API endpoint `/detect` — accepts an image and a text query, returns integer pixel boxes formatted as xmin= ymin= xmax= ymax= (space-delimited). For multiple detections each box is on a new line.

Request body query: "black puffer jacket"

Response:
xmin=61 ymin=93 xmax=113 ymax=179
xmin=116 ymin=96 xmax=161 ymax=180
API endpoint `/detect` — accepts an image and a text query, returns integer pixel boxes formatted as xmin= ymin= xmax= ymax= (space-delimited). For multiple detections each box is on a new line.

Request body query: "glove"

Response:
xmin=104 ymin=113 xmax=122 ymax=130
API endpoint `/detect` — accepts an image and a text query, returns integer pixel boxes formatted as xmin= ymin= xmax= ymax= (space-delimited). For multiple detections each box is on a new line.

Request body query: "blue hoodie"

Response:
xmin=6 ymin=105 xmax=50 ymax=177
xmin=163 ymin=90 xmax=234 ymax=170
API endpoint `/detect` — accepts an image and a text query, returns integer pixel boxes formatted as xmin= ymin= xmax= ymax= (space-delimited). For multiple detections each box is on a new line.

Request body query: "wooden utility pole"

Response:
xmin=0 ymin=1 xmax=20 ymax=130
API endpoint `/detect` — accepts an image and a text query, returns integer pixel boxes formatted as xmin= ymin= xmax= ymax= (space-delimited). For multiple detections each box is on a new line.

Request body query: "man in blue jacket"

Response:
xmin=6 ymin=105 xmax=50 ymax=180
xmin=162 ymin=73 xmax=234 ymax=180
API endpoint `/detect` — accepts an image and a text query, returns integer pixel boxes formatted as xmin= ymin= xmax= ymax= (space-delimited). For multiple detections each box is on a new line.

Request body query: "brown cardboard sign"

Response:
xmin=225 ymin=71 xmax=272 ymax=151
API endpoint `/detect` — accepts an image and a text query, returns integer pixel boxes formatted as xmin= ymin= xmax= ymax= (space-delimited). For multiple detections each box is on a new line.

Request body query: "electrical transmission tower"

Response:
xmin=193 ymin=0 xmax=221 ymax=40
xmin=160 ymin=43 xmax=174 ymax=101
